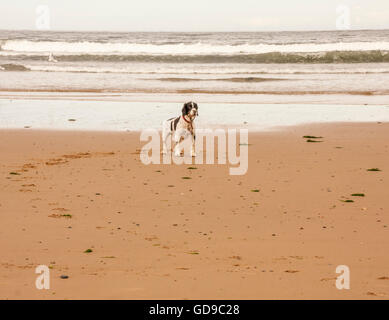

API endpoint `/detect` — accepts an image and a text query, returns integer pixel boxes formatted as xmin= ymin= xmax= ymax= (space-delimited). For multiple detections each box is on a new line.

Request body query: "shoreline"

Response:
xmin=2 ymin=88 xmax=389 ymax=95
xmin=1 ymin=122 xmax=388 ymax=299
xmin=0 ymin=120 xmax=387 ymax=134
xmin=2 ymin=91 xmax=389 ymax=105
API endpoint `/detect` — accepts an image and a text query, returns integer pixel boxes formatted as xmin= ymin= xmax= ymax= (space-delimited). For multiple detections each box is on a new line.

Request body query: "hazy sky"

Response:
xmin=1 ymin=0 xmax=389 ymax=32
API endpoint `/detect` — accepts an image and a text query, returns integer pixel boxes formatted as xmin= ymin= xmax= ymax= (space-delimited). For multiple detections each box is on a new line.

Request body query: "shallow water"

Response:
xmin=1 ymin=99 xmax=388 ymax=132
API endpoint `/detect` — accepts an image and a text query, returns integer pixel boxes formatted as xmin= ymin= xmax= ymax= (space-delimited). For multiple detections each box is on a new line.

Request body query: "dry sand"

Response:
xmin=0 ymin=122 xmax=388 ymax=299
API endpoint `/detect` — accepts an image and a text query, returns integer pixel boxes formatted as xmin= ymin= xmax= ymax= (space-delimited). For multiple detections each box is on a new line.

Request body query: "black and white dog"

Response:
xmin=162 ymin=102 xmax=199 ymax=157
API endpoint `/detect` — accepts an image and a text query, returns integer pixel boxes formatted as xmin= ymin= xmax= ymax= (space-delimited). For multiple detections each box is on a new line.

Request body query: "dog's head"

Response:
xmin=182 ymin=101 xmax=199 ymax=119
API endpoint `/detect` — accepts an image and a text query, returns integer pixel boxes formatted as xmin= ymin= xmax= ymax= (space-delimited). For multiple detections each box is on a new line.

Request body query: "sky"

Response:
xmin=1 ymin=0 xmax=388 ymax=32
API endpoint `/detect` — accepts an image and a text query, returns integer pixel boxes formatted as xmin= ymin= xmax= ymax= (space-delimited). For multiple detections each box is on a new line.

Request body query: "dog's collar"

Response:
xmin=182 ymin=115 xmax=192 ymax=124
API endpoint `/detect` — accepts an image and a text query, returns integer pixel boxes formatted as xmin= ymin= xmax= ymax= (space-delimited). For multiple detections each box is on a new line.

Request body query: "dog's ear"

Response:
xmin=194 ymin=103 xmax=198 ymax=116
xmin=182 ymin=103 xmax=189 ymax=116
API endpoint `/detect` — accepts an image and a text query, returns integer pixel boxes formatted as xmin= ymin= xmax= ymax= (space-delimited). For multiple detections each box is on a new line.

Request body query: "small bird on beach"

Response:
xmin=48 ymin=52 xmax=58 ymax=63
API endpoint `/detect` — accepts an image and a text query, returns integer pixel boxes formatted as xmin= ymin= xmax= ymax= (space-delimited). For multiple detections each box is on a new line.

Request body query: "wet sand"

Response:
xmin=0 ymin=122 xmax=388 ymax=299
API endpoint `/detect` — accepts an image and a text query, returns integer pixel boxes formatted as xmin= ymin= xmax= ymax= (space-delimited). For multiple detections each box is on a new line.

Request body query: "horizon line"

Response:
xmin=1 ymin=27 xmax=389 ymax=33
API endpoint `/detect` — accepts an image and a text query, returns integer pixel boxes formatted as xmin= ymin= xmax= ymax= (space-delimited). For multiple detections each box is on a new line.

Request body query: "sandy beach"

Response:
xmin=1 ymin=122 xmax=388 ymax=299
xmin=3 ymin=0 xmax=389 ymax=308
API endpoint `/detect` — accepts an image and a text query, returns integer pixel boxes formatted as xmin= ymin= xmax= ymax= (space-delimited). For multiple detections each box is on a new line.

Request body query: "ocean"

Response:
xmin=1 ymin=30 xmax=389 ymax=104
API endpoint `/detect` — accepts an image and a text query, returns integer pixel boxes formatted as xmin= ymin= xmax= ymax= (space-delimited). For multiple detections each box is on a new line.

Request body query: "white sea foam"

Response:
xmin=2 ymin=40 xmax=389 ymax=55
xmin=25 ymin=64 xmax=389 ymax=75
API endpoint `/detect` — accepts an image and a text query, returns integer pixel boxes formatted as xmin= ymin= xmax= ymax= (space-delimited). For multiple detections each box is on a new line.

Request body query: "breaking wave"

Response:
xmin=0 ymin=39 xmax=389 ymax=64
xmin=2 ymin=51 xmax=389 ymax=64
xmin=15 ymin=63 xmax=389 ymax=75
xmin=2 ymin=39 xmax=389 ymax=55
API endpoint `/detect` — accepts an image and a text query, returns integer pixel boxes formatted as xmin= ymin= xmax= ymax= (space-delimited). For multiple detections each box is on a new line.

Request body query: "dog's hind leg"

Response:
xmin=162 ymin=121 xmax=171 ymax=154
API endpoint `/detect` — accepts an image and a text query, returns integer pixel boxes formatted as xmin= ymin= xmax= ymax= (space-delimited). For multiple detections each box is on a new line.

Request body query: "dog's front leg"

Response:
xmin=190 ymin=133 xmax=196 ymax=157
xmin=173 ymin=131 xmax=182 ymax=157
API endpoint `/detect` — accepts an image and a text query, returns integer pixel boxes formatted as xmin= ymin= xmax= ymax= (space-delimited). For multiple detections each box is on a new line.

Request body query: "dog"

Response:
xmin=162 ymin=102 xmax=199 ymax=157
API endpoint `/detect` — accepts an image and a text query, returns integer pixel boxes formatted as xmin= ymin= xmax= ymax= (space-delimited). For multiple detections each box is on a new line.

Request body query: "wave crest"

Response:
xmin=2 ymin=39 xmax=389 ymax=55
